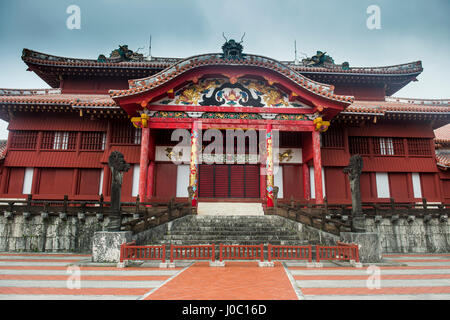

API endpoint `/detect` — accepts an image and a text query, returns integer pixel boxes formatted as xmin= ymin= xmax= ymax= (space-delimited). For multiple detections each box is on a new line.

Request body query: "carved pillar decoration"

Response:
xmin=189 ymin=121 xmax=200 ymax=207
xmin=107 ymin=151 xmax=130 ymax=231
xmin=302 ymin=163 xmax=311 ymax=201
xmin=132 ymin=113 xmax=150 ymax=202
xmin=343 ymin=155 xmax=365 ymax=232
xmin=260 ymin=163 xmax=266 ymax=201
xmin=312 ymin=130 xmax=324 ymax=204
xmin=266 ymin=124 xmax=274 ymax=208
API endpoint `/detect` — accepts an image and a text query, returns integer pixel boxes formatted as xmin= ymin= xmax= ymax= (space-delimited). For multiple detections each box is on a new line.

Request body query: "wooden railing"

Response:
xmin=0 ymin=195 xmax=194 ymax=234
xmin=269 ymin=197 xmax=450 ymax=236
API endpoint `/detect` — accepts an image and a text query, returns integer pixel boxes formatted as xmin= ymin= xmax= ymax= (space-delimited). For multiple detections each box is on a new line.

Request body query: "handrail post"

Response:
xmin=308 ymin=245 xmax=312 ymax=263
xmin=260 ymin=243 xmax=264 ymax=262
xmin=63 ymin=195 xmax=68 ymax=213
xmin=162 ymin=245 xmax=166 ymax=263
xmin=390 ymin=198 xmax=395 ymax=210
xmin=211 ymin=244 xmax=215 ymax=262
xmin=170 ymin=244 xmax=174 ymax=263
xmin=268 ymin=244 xmax=272 ymax=262
xmin=316 ymin=245 xmax=320 ymax=263
xmin=219 ymin=244 xmax=223 ymax=262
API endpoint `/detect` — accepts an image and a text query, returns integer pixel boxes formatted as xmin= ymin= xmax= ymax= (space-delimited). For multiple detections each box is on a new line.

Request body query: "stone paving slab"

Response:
xmin=283 ymin=253 xmax=450 ymax=300
xmin=296 ymin=279 xmax=450 ymax=288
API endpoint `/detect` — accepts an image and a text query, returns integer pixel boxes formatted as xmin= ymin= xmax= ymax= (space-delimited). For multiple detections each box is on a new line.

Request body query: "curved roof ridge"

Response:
xmin=22 ymin=48 xmax=181 ymax=66
xmin=387 ymin=97 xmax=450 ymax=105
xmin=287 ymin=60 xmax=422 ymax=73
xmin=0 ymin=88 xmax=61 ymax=96
xmin=110 ymin=52 xmax=354 ymax=104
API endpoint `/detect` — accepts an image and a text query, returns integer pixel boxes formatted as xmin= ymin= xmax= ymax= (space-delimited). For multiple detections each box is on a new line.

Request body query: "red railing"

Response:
xmin=268 ymin=244 xmax=312 ymax=262
xmin=219 ymin=244 xmax=264 ymax=262
xmin=120 ymin=241 xmax=166 ymax=263
xmin=316 ymin=243 xmax=359 ymax=263
xmin=170 ymin=244 xmax=215 ymax=263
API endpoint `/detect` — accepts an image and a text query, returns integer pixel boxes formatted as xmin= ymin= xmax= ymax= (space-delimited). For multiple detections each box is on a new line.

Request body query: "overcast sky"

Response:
xmin=0 ymin=0 xmax=449 ymax=139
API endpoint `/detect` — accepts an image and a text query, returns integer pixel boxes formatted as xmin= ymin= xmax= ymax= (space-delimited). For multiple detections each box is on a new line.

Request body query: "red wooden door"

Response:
xmin=198 ymin=164 xmax=259 ymax=198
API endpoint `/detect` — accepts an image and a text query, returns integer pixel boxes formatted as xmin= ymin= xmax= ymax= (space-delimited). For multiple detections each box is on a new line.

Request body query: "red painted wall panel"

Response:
xmin=389 ymin=173 xmax=411 ymax=202
xmin=5 ymin=151 xmax=103 ymax=168
xmin=361 ymin=157 xmax=437 ymax=173
xmin=421 ymin=173 xmax=440 ymax=202
xmin=120 ymin=168 xmax=134 ymax=200
xmin=61 ymin=78 xmax=129 ymax=94
xmin=334 ymin=83 xmax=386 ymax=101
xmin=360 ymin=172 xmax=375 ymax=202
xmin=154 ymin=163 xmax=177 ymax=198
xmin=78 ymin=169 xmax=101 ymax=195
xmin=7 ymin=168 xmax=25 ymax=194
xmin=442 ymin=180 xmax=450 ymax=201
xmin=9 ymin=115 xmax=107 ymax=131
xmin=324 ymin=167 xmax=349 ymax=203
xmin=347 ymin=122 xmax=434 ymax=138
xmin=321 ymin=149 xmax=349 ymax=167
xmin=38 ymin=168 xmax=73 ymax=195
xmin=282 ymin=165 xmax=303 ymax=200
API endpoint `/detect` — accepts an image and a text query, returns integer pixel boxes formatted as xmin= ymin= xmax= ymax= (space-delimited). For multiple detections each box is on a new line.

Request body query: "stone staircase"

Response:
xmin=143 ymin=215 xmax=308 ymax=246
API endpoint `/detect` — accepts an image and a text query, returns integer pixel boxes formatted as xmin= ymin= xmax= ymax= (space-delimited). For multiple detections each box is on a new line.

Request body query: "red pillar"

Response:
xmin=312 ymin=130 xmax=324 ymax=204
xmin=260 ymin=163 xmax=266 ymax=201
xmin=302 ymin=163 xmax=311 ymax=201
xmin=189 ymin=122 xmax=200 ymax=207
xmin=266 ymin=124 xmax=274 ymax=207
xmin=146 ymin=161 xmax=155 ymax=200
xmin=139 ymin=126 xmax=150 ymax=201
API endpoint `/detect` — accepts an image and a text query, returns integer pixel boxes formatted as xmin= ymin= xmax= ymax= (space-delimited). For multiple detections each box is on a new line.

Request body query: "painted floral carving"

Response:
xmin=152 ymin=78 xmax=312 ymax=109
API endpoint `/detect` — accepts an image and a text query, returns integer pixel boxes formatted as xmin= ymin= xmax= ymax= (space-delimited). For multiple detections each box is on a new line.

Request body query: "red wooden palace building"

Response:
xmin=0 ymin=41 xmax=448 ymax=209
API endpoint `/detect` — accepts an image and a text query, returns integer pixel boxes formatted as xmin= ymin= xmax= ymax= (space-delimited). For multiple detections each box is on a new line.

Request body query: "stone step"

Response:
xmin=170 ymin=227 xmax=298 ymax=232
xmin=165 ymin=230 xmax=299 ymax=236
xmin=148 ymin=239 xmax=309 ymax=246
xmin=162 ymin=234 xmax=301 ymax=241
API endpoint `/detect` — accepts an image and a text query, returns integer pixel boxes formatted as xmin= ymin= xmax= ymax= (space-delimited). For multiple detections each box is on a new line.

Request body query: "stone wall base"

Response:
xmin=340 ymin=232 xmax=382 ymax=263
xmin=92 ymin=231 xmax=132 ymax=263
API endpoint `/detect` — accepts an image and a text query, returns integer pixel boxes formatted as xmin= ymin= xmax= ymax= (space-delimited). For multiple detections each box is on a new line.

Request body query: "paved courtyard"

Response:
xmin=0 ymin=252 xmax=450 ymax=300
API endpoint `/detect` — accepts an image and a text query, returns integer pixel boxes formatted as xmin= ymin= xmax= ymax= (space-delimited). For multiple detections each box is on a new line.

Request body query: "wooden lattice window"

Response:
xmin=111 ymin=123 xmax=141 ymax=145
xmin=407 ymin=138 xmax=432 ymax=156
xmin=41 ymin=131 xmax=77 ymax=150
xmin=81 ymin=132 xmax=106 ymax=150
xmin=322 ymin=127 xmax=344 ymax=148
xmin=348 ymin=137 xmax=370 ymax=155
xmin=373 ymin=137 xmax=404 ymax=156
xmin=10 ymin=131 xmax=38 ymax=149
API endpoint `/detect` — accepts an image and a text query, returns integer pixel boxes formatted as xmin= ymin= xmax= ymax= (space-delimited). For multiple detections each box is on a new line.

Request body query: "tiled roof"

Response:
xmin=343 ymin=98 xmax=450 ymax=115
xmin=109 ymin=53 xmax=354 ymax=104
xmin=0 ymin=140 xmax=7 ymax=160
xmin=0 ymin=89 xmax=117 ymax=107
xmin=285 ymin=61 xmax=423 ymax=75
xmin=434 ymin=123 xmax=450 ymax=144
xmin=22 ymin=49 xmax=178 ymax=69
xmin=22 ymin=49 xmax=423 ymax=76
xmin=434 ymin=124 xmax=450 ymax=170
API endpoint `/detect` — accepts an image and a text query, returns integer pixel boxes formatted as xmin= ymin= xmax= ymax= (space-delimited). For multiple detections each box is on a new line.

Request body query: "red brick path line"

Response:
xmin=0 ymin=253 xmax=91 ymax=257
xmin=0 ymin=275 xmax=170 ymax=281
xmin=289 ymin=266 xmax=450 ymax=270
xmin=0 ymin=259 xmax=82 ymax=263
xmin=383 ymin=254 xmax=450 ymax=257
xmin=0 ymin=287 xmax=150 ymax=296
xmin=391 ymin=259 xmax=450 ymax=263
xmin=294 ymin=274 xmax=450 ymax=281
xmin=145 ymin=261 xmax=298 ymax=300
xmin=0 ymin=266 xmax=183 ymax=271
xmin=302 ymin=286 xmax=450 ymax=295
